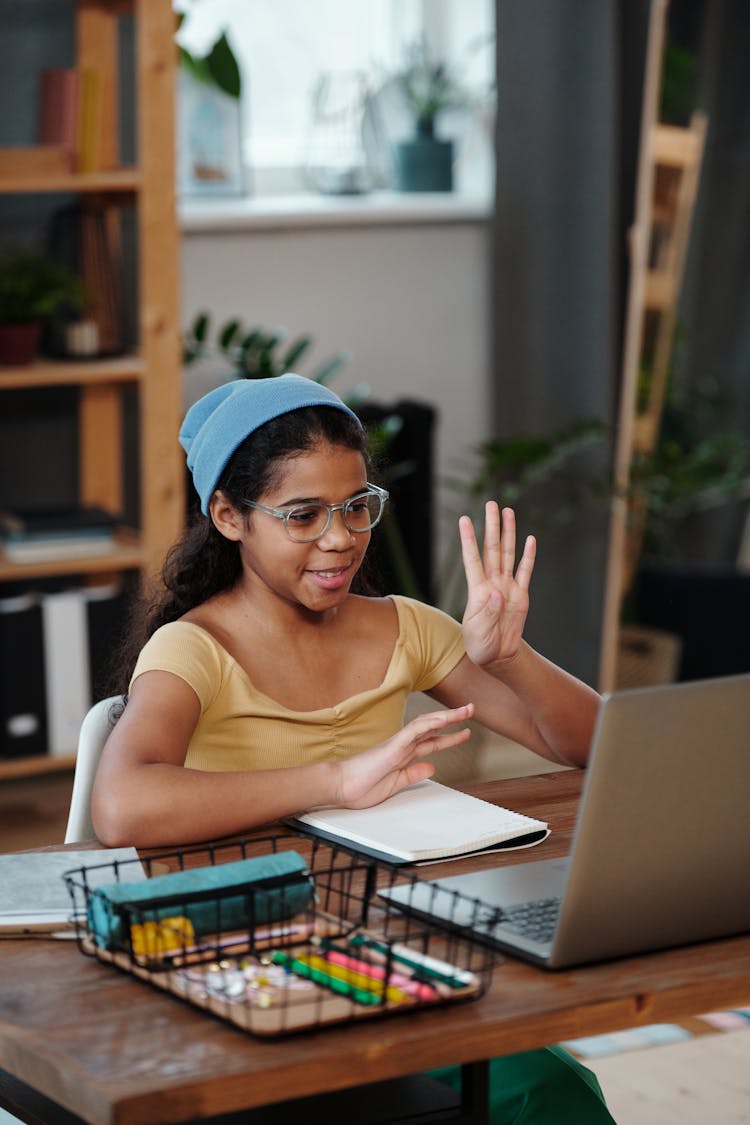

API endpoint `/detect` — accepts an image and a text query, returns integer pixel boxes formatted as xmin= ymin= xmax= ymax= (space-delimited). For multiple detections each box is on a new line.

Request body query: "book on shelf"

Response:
xmin=77 ymin=66 xmax=103 ymax=173
xmin=290 ymin=779 xmax=550 ymax=865
xmin=37 ymin=67 xmax=79 ymax=170
xmin=0 ymin=505 xmax=119 ymax=563
xmin=36 ymin=65 xmax=105 ymax=175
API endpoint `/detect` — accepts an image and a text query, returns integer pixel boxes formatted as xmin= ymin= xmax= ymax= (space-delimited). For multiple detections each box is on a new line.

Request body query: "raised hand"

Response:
xmin=336 ymin=704 xmax=474 ymax=809
xmin=459 ymin=503 xmax=535 ymax=669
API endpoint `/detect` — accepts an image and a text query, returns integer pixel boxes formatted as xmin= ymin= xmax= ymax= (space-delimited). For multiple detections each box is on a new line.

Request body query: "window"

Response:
xmin=175 ymin=0 xmax=495 ymax=197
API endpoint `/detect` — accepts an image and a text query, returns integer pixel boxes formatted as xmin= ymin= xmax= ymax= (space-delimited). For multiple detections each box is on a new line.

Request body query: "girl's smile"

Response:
xmin=305 ymin=562 xmax=354 ymax=590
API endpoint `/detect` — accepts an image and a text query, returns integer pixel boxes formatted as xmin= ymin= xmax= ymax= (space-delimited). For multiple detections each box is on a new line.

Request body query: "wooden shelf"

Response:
xmin=0 ymin=754 xmax=76 ymax=781
xmin=0 ymin=167 xmax=141 ymax=195
xmin=0 ymin=0 xmax=184 ymax=778
xmin=0 ymin=531 xmax=144 ymax=582
xmin=0 ymin=354 xmax=145 ymax=389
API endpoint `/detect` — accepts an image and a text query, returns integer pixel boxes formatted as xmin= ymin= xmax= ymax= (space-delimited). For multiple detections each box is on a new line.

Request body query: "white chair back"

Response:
xmin=64 ymin=695 xmax=124 ymax=844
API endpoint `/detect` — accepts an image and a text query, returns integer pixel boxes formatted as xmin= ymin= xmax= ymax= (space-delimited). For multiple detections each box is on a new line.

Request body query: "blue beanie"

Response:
xmin=179 ymin=374 xmax=362 ymax=513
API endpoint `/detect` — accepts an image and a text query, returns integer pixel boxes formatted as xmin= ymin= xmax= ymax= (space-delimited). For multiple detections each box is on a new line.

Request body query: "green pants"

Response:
xmin=429 ymin=1045 xmax=616 ymax=1123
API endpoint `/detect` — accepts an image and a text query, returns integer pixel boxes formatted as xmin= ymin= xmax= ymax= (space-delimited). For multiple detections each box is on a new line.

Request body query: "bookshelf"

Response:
xmin=0 ymin=0 xmax=185 ymax=778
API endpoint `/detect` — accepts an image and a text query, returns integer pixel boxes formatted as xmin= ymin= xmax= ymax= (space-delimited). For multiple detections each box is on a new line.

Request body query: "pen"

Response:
xmin=349 ymin=935 xmax=474 ymax=988
xmin=320 ymin=945 xmax=438 ymax=1002
xmin=271 ymin=950 xmax=381 ymax=1006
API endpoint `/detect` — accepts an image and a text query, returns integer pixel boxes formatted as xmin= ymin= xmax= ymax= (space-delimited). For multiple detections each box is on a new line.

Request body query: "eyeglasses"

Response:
xmin=241 ymin=483 xmax=389 ymax=542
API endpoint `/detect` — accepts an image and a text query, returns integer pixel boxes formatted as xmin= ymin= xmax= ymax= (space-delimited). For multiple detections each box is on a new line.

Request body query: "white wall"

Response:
xmin=180 ymin=213 xmax=491 ymax=591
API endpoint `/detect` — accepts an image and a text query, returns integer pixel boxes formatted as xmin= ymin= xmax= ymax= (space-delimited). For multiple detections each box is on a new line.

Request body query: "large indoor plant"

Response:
xmin=440 ymin=373 xmax=750 ymax=682
xmin=0 ymin=248 xmax=84 ymax=365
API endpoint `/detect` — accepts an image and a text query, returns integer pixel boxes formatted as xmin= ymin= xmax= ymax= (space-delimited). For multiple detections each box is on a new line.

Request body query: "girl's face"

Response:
xmin=237 ymin=441 xmax=371 ymax=613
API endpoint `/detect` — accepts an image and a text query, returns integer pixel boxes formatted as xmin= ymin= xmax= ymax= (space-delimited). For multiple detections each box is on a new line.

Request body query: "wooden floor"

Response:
xmin=0 ymin=771 xmax=73 ymax=852
xmin=1 ymin=771 xmax=748 ymax=1124
xmin=585 ymin=1031 xmax=750 ymax=1124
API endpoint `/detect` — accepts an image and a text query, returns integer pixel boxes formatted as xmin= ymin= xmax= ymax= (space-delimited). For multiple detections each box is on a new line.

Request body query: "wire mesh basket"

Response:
xmin=64 ymin=831 xmax=499 ymax=1037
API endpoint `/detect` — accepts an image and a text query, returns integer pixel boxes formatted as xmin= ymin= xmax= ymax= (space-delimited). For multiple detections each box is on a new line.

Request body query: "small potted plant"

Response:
xmin=0 ymin=248 xmax=84 ymax=366
xmin=392 ymin=42 xmax=468 ymax=192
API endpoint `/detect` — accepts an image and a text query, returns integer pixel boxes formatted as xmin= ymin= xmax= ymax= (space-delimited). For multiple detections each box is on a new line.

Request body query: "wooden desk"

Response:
xmin=1 ymin=771 xmax=749 ymax=1125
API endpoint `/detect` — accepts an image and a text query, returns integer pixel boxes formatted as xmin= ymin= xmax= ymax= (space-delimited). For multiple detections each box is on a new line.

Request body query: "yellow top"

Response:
xmin=130 ymin=595 xmax=465 ymax=772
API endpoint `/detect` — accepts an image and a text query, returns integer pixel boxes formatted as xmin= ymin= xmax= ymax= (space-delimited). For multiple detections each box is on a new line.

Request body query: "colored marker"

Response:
xmin=296 ymin=953 xmax=410 ymax=1004
xmin=349 ymin=935 xmax=474 ymax=988
xmin=320 ymin=945 xmax=438 ymax=1002
xmin=271 ymin=950 xmax=381 ymax=1006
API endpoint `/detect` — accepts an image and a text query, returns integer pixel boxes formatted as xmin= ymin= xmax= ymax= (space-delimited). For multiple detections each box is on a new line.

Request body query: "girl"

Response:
xmin=92 ymin=373 xmax=614 ymax=1123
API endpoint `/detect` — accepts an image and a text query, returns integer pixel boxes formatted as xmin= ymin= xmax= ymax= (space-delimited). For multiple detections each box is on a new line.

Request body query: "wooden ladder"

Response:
xmin=598 ymin=0 xmax=708 ymax=691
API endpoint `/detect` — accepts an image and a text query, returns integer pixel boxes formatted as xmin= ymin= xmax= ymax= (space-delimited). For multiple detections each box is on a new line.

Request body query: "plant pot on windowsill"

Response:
xmin=394 ymin=119 xmax=454 ymax=193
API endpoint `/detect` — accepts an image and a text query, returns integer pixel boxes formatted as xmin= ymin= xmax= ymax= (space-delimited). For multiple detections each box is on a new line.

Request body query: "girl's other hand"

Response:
xmin=336 ymin=704 xmax=474 ymax=809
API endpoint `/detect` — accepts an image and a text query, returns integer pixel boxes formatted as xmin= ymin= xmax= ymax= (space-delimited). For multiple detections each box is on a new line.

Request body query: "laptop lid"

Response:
xmin=381 ymin=673 xmax=750 ymax=969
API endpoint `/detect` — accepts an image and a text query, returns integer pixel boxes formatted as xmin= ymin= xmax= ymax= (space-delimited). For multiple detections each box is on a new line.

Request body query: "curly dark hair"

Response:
xmin=111 ymin=405 xmax=381 ymax=695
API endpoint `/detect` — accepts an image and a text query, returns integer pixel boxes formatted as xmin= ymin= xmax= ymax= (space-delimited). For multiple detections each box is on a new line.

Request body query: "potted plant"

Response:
xmin=392 ymin=42 xmax=468 ymax=192
xmin=0 ymin=248 xmax=84 ymax=366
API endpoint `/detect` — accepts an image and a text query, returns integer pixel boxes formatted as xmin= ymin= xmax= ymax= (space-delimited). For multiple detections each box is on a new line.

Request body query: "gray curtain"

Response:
xmin=491 ymin=0 xmax=652 ymax=683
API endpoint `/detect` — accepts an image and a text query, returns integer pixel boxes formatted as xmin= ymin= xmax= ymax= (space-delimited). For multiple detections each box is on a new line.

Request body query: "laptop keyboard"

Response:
xmin=479 ymin=897 xmax=562 ymax=945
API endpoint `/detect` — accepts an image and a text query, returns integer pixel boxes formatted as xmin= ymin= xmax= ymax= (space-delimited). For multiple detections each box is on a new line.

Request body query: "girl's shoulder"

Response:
xmin=386 ymin=594 xmax=463 ymax=634
xmin=347 ymin=593 xmax=459 ymax=626
xmin=139 ymin=619 xmax=228 ymax=662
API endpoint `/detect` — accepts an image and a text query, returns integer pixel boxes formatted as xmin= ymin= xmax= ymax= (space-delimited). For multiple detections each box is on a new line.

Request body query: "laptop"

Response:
xmin=380 ymin=673 xmax=750 ymax=968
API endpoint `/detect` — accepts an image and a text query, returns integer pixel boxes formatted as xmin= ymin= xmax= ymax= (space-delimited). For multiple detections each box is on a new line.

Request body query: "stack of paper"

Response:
xmin=0 ymin=848 xmax=143 ymax=936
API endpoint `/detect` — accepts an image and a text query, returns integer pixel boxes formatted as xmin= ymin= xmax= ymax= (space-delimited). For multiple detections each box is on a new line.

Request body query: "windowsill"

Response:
xmin=178 ymin=190 xmax=493 ymax=233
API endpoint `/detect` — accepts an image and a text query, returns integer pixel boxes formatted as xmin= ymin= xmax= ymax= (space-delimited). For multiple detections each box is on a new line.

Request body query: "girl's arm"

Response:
xmin=429 ymin=647 xmax=598 ymax=767
xmin=428 ymin=504 xmax=600 ymax=767
xmin=91 ymin=670 xmax=474 ymax=848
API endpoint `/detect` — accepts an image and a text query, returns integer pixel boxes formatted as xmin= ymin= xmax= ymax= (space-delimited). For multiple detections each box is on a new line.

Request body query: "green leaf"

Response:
xmin=206 ymin=32 xmax=241 ymax=99
xmin=192 ymin=312 xmax=209 ymax=344
xmin=179 ymin=47 xmax=214 ymax=89
xmin=218 ymin=319 xmax=242 ymax=350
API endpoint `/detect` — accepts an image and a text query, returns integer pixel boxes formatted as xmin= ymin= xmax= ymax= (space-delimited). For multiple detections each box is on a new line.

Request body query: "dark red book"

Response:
xmin=38 ymin=68 xmax=79 ymax=170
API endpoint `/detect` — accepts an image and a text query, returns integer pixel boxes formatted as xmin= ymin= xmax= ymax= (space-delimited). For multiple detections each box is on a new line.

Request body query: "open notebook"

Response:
xmin=290 ymin=779 xmax=549 ymax=865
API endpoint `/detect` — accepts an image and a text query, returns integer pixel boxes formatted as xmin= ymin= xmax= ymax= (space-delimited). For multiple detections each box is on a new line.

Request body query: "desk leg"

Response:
xmin=457 ymin=1061 xmax=490 ymax=1125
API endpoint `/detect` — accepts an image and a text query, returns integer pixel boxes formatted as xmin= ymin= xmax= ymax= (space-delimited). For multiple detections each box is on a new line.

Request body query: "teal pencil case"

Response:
xmin=87 ymin=850 xmax=314 ymax=952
